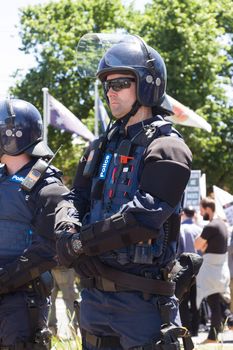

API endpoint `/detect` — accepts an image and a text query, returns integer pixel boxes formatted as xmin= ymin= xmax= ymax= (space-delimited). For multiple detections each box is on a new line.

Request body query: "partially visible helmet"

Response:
xmin=96 ymin=38 xmax=167 ymax=108
xmin=0 ymin=98 xmax=54 ymax=158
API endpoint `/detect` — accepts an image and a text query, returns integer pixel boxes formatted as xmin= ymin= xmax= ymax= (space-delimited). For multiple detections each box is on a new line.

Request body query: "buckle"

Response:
xmin=111 ymin=213 xmax=125 ymax=229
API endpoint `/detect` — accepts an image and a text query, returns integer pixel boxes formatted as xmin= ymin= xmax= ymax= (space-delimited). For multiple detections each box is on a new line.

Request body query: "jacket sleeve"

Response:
xmin=0 ymin=179 xmax=77 ymax=293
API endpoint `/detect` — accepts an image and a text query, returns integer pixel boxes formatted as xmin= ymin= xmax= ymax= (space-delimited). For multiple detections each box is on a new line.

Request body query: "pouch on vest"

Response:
xmin=21 ymin=146 xmax=61 ymax=192
xmin=172 ymin=252 xmax=203 ymax=302
xmin=83 ymin=136 xmax=106 ymax=178
xmin=21 ymin=158 xmax=49 ymax=191
xmin=33 ymin=271 xmax=54 ymax=298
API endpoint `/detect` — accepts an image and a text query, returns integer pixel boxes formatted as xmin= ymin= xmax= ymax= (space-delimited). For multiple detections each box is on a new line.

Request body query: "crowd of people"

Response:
xmin=0 ymin=33 xmax=232 ymax=350
xmin=178 ymin=199 xmax=233 ymax=344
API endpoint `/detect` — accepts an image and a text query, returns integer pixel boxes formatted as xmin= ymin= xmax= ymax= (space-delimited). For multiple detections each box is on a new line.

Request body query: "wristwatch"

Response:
xmin=71 ymin=235 xmax=83 ymax=254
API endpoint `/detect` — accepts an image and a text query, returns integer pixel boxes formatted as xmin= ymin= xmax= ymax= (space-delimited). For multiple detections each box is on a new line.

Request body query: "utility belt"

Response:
xmin=80 ymin=274 xmax=175 ymax=297
xmin=79 ymin=257 xmax=175 ymax=297
xmin=0 ymin=335 xmax=51 ymax=350
xmin=7 ymin=271 xmax=53 ymax=298
xmin=79 ymin=253 xmax=203 ymax=300
xmin=78 ymin=254 xmax=203 ymax=350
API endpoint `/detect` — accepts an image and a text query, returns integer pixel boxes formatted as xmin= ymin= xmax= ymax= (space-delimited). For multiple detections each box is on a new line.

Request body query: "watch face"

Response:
xmin=72 ymin=238 xmax=82 ymax=253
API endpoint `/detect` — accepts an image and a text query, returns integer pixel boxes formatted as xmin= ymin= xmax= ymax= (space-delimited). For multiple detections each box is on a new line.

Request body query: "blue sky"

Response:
xmin=0 ymin=0 xmax=150 ymax=97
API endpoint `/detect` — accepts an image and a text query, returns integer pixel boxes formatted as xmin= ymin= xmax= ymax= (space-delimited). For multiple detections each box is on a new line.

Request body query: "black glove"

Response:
xmin=56 ymin=231 xmax=83 ymax=267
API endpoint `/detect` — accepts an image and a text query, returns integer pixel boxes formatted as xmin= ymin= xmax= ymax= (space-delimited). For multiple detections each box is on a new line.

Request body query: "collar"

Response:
xmin=126 ymin=115 xmax=165 ymax=139
xmin=0 ymin=159 xmax=37 ymax=177
xmin=181 ymin=218 xmax=194 ymax=225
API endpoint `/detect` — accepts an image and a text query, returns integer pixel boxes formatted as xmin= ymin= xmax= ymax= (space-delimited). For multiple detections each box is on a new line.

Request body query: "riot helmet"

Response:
xmin=77 ymin=33 xmax=173 ymax=119
xmin=0 ymin=98 xmax=54 ymax=159
xmin=97 ymin=39 xmax=167 ymax=108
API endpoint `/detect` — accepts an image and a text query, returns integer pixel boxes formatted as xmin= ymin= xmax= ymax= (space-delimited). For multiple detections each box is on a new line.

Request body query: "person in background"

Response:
xmin=228 ymin=229 xmax=233 ymax=313
xmin=195 ymin=197 xmax=231 ymax=344
xmin=177 ymin=207 xmax=202 ymax=336
xmin=0 ymin=98 xmax=74 ymax=349
xmin=48 ymin=266 xmax=79 ymax=336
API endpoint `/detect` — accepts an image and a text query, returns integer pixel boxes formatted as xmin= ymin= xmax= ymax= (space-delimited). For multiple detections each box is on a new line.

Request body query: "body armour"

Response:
xmin=85 ymin=117 xmax=182 ymax=274
xmin=0 ymin=162 xmax=60 ymax=267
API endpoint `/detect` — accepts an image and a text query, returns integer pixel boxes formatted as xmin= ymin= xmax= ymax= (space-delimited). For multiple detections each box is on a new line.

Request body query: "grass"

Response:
xmin=50 ymin=334 xmax=233 ymax=350
xmin=51 ymin=336 xmax=81 ymax=350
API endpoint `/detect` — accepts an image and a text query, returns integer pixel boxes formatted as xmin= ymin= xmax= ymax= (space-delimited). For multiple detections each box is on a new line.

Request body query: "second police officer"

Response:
xmin=55 ymin=34 xmax=193 ymax=350
xmin=0 ymin=99 xmax=75 ymax=349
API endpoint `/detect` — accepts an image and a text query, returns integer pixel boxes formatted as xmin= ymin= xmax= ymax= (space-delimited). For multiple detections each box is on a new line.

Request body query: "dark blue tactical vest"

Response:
xmin=86 ymin=118 xmax=181 ymax=274
xmin=0 ymin=162 xmax=59 ymax=267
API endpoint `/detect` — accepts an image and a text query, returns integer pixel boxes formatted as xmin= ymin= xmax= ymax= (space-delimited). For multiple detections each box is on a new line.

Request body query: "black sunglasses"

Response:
xmin=104 ymin=77 xmax=135 ymax=92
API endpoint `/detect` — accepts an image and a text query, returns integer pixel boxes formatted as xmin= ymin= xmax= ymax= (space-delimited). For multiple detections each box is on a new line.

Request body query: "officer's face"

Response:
xmin=106 ymin=73 xmax=136 ymax=119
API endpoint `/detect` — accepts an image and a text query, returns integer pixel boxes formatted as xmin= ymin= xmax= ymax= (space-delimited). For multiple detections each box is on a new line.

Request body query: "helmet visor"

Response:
xmin=77 ymin=33 xmax=148 ymax=78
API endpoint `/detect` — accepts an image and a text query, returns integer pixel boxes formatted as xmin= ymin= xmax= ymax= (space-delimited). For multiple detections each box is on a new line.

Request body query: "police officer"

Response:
xmin=55 ymin=34 xmax=193 ymax=349
xmin=0 ymin=98 xmax=74 ymax=349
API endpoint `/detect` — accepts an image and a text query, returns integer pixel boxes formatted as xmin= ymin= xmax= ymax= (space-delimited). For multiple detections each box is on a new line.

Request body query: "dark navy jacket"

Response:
xmin=72 ymin=115 xmax=192 ymax=276
xmin=0 ymin=160 xmax=69 ymax=272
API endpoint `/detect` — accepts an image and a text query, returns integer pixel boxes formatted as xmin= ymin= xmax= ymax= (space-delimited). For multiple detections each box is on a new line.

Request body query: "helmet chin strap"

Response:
xmin=104 ymin=100 xmax=141 ymax=137
xmin=119 ymin=100 xmax=141 ymax=133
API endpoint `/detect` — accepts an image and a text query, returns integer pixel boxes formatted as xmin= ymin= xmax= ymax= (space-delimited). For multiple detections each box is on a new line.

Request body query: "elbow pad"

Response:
xmin=139 ymin=136 xmax=192 ymax=207
xmin=139 ymin=160 xmax=190 ymax=207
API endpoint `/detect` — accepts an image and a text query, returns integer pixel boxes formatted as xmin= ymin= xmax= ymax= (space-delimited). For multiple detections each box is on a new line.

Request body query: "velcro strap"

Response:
xmin=83 ymin=330 xmax=121 ymax=348
xmin=80 ymin=212 xmax=135 ymax=243
xmin=96 ymin=260 xmax=175 ymax=296
xmin=81 ymin=214 xmax=159 ymax=256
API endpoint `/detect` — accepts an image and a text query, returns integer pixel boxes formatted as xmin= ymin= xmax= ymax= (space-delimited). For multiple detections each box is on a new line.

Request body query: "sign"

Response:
xmin=183 ymin=170 xmax=201 ymax=211
xmin=223 ymin=202 xmax=233 ymax=226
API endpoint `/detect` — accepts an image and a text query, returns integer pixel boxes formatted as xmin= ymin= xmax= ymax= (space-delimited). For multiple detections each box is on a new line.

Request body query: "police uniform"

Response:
xmin=0 ymin=161 xmax=71 ymax=349
xmin=55 ymin=34 xmax=195 ymax=350
xmin=0 ymin=98 xmax=75 ymax=349
xmin=56 ymin=116 xmax=192 ymax=349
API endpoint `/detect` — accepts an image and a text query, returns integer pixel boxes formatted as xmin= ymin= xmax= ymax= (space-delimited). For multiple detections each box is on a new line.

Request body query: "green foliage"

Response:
xmin=140 ymin=0 xmax=233 ymax=192
xmin=10 ymin=0 xmax=233 ymax=192
xmin=52 ymin=335 xmax=81 ymax=349
xmin=11 ymin=0 xmax=136 ymax=184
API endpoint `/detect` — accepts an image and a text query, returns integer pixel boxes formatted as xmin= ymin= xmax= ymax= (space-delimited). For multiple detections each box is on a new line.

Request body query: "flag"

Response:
xmin=213 ymin=185 xmax=233 ymax=223
xmin=48 ymin=93 xmax=95 ymax=142
xmin=97 ymin=97 xmax=110 ymax=132
xmin=166 ymin=95 xmax=212 ymax=133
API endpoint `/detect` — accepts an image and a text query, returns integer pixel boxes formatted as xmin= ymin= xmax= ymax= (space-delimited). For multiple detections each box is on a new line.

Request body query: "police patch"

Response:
xmin=99 ymin=153 xmax=112 ymax=179
xmin=10 ymin=174 xmax=25 ymax=183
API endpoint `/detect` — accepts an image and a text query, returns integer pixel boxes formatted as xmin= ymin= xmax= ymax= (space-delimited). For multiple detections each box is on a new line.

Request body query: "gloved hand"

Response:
xmin=56 ymin=231 xmax=83 ymax=267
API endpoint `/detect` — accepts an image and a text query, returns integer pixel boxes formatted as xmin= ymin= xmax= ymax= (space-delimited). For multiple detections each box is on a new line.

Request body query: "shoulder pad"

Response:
xmin=31 ymin=165 xmax=63 ymax=194
xmin=171 ymin=127 xmax=183 ymax=139
xmin=45 ymin=165 xmax=63 ymax=179
xmin=132 ymin=119 xmax=174 ymax=147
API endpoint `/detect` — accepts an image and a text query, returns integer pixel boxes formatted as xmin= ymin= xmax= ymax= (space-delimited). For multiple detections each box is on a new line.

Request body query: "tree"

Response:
xmin=11 ymin=0 xmax=139 ymax=185
xmin=140 ymin=0 xmax=233 ymax=192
